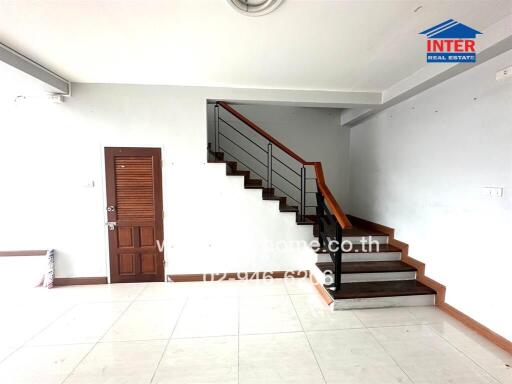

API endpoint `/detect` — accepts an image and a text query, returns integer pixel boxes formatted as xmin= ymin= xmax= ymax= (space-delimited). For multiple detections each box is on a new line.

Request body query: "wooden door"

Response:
xmin=105 ymin=147 xmax=165 ymax=283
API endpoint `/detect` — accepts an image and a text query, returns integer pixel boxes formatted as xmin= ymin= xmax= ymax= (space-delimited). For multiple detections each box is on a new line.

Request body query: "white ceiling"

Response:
xmin=0 ymin=0 xmax=510 ymax=92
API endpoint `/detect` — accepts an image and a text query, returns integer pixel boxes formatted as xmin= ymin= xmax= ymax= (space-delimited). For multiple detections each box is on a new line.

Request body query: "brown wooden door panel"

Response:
xmin=105 ymin=147 xmax=164 ymax=283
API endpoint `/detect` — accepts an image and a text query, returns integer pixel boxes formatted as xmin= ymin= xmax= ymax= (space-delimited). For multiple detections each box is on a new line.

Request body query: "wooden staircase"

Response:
xmin=208 ymin=102 xmax=437 ymax=310
xmin=208 ymin=149 xmax=315 ymax=225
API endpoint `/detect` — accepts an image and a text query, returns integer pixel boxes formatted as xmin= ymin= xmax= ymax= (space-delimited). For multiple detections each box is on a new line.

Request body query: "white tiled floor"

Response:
xmin=0 ymin=279 xmax=510 ymax=384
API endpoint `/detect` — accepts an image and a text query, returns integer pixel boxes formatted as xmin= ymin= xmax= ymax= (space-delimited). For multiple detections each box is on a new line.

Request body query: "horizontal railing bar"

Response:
xmin=218 ymin=131 xmax=267 ymax=168
xmin=218 ymin=117 xmax=268 ymax=153
xmin=271 ymin=155 xmax=301 ymax=176
xmin=272 ymin=169 xmax=301 ymax=191
xmin=218 ymin=101 xmax=308 ymax=164
xmin=217 ymin=102 xmax=352 ymax=229
xmin=273 ymin=185 xmax=301 ymax=205
xmin=219 ymin=146 xmax=268 ymax=182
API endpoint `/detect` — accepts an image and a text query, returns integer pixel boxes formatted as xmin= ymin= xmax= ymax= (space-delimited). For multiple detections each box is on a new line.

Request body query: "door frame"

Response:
xmin=103 ymin=146 xmax=165 ymax=283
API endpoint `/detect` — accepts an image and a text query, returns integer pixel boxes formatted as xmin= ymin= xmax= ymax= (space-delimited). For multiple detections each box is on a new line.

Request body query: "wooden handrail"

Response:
xmin=217 ymin=101 xmax=309 ymax=165
xmin=312 ymin=162 xmax=352 ymax=229
xmin=216 ymin=101 xmax=352 ymax=229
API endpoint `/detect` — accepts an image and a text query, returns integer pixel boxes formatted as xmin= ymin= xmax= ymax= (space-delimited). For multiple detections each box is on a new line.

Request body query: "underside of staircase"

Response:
xmin=207 ymin=146 xmax=436 ymax=310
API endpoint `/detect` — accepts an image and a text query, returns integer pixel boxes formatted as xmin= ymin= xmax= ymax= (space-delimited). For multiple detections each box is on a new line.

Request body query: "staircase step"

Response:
xmin=206 ymin=145 xmax=224 ymax=161
xmin=296 ymin=216 xmax=315 ymax=225
xmin=315 ymin=224 xmax=389 ymax=245
xmin=279 ymin=204 xmax=298 ymax=212
xmin=316 ymin=243 xmax=401 ymax=254
xmin=227 ymin=169 xmax=250 ymax=177
xmin=209 ymin=159 xmax=237 ymax=169
xmin=316 ymin=261 xmax=415 ymax=274
xmin=324 ymin=280 xmax=435 ymax=300
xmin=314 ymin=223 xmax=386 ymax=238
xmin=245 ymin=179 xmax=262 ymax=187
xmin=262 ymin=189 xmax=282 ymax=201
xmin=317 ymin=250 xmax=401 ymax=263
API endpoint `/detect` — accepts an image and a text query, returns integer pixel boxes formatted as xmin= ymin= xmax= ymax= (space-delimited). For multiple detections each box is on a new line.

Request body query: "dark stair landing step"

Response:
xmin=314 ymin=224 xmax=387 ymax=238
xmin=297 ymin=216 xmax=315 ymax=225
xmin=316 ymin=261 xmax=415 ymax=274
xmin=315 ymin=243 xmax=401 ymax=254
xmin=324 ymin=280 xmax=436 ymax=300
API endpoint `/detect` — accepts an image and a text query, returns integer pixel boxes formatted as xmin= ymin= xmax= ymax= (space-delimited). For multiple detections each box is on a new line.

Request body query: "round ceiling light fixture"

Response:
xmin=227 ymin=0 xmax=284 ymax=17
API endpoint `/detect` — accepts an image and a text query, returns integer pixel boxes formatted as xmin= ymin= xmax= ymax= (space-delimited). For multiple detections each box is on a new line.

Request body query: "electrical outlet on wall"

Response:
xmin=481 ymin=186 xmax=504 ymax=197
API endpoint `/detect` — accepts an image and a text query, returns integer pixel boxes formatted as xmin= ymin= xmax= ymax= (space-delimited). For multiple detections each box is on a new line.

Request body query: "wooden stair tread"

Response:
xmin=245 ymin=179 xmax=262 ymax=186
xmin=343 ymin=225 xmax=387 ymax=237
xmin=297 ymin=217 xmax=315 ymax=225
xmin=316 ymin=261 xmax=415 ymax=274
xmin=280 ymin=205 xmax=298 ymax=212
xmin=227 ymin=169 xmax=249 ymax=177
xmin=314 ymin=223 xmax=387 ymax=238
xmin=315 ymin=243 xmax=401 ymax=254
xmin=324 ymin=280 xmax=435 ymax=300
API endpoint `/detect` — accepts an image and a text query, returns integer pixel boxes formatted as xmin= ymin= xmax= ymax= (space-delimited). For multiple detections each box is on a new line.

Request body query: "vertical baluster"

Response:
xmin=315 ymin=192 xmax=325 ymax=249
xmin=214 ymin=104 xmax=219 ymax=154
xmin=300 ymin=167 xmax=304 ymax=220
xmin=303 ymin=166 xmax=306 ymax=220
xmin=334 ymin=221 xmax=342 ymax=291
xmin=267 ymin=143 xmax=272 ymax=188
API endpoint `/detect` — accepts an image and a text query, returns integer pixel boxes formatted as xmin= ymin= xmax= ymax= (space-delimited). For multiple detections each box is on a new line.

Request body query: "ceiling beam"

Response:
xmin=341 ymin=15 xmax=512 ymax=127
xmin=0 ymin=42 xmax=70 ymax=95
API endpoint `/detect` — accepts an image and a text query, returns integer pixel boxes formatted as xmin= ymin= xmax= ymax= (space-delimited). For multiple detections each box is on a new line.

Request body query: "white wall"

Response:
xmin=1 ymin=84 xmax=351 ymax=279
xmin=207 ymin=103 xmax=350 ymax=214
xmin=348 ymin=51 xmax=512 ymax=340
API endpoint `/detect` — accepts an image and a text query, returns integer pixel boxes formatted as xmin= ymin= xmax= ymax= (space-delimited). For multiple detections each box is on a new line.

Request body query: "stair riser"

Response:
xmin=331 ymin=294 xmax=436 ymax=310
xmin=316 ymin=251 xmax=401 ymax=263
xmin=313 ymin=268 xmax=415 ymax=284
xmin=339 ymin=271 xmax=416 ymax=283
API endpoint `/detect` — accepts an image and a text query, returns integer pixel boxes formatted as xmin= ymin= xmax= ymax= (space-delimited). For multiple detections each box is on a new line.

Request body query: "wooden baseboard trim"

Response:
xmin=54 ymin=277 xmax=108 ymax=286
xmin=0 ymin=250 xmax=48 ymax=257
xmin=438 ymin=302 xmax=512 ymax=354
xmin=167 ymin=270 xmax=309 ymax=282
xmin=311 ymin=274 xmax=333 ymax=306
xmin=347 ymin=214 xmax=511 ymax=353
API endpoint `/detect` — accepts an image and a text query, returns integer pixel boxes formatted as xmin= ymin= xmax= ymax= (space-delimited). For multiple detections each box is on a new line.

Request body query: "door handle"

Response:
xmin=106 ymin=222 xmax=117 ymax=231
xmin=107 ymin=205 xmax=116 ymax=212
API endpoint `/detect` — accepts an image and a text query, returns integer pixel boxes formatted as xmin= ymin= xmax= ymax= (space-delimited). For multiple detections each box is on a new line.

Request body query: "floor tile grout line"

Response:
xmin=4 ymin=284 xmax=507 ymax=384
xmin=352 ymin=310 xmax=417 ymax=384
xmin=0 ymin=301 xmax=79 ymax=366
xmin=407 ymin=307 xmax=504 ymax=383
xmin=149 ymin=296 xmax=189 ymax=384
xmin=59 ymin=283 xmax=150 ymax=384
xmin=288 ymin=293 xmax=328 ymax=384
xmin=426 ymin=323 xmax=504 ymax=384
xmin=167 ymin=327 xmax=368 ymax=341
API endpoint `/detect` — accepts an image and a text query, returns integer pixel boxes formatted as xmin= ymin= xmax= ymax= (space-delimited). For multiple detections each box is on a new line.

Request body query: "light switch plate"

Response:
xmin=481 ymin=186 xmax=504 ymax=197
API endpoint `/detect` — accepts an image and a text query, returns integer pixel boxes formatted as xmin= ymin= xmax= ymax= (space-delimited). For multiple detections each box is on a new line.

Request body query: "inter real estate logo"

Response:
xmin=420 ymin=19 xmax=482 ymax=63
